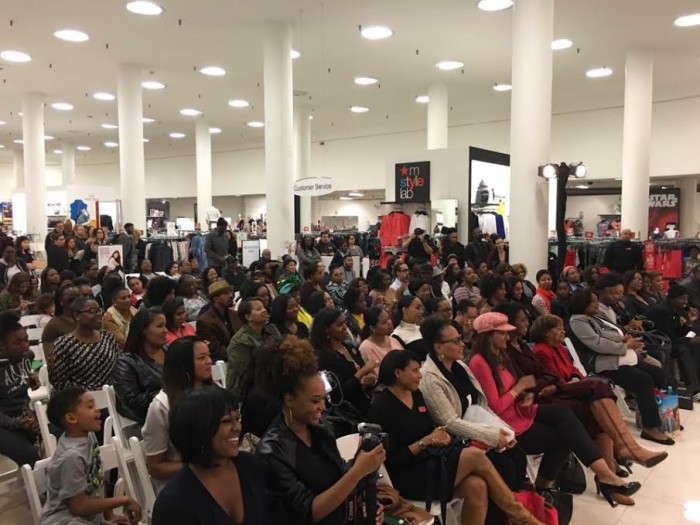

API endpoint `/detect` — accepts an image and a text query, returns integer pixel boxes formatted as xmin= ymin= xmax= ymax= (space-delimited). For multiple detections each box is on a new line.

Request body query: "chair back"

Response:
xmin=336 ymin=433 xmax=360 ymax=461
xmin=129 ymin=437 xmax=157 ymax=521
xmin=20 ymin=458 xmax=52 ymax=525
xmin=564 ymin=337 xmax=588 ymax=377
xmin=26 ymin=327 xmax=43 ymax=344
xmin=20 ymin=314 xmax=41 ymax=328
xmin=33 ymin=401 xmax=57 ymax=457
xmin=212 ymin=360 xmax=227 ymax=388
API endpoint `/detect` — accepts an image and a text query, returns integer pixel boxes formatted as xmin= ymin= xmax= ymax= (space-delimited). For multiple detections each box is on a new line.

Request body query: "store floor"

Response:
xmin=0 ymin=408 xmax=698 ymax=525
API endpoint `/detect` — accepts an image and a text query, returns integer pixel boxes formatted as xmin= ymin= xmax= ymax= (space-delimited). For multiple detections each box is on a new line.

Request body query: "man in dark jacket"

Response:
xmin=602 ymin=229 xmax=644 ymax=274
xmin=441 ymin=228 xmax=466 ymax=268
xmin=196 ymin=280 xmax=235 ymax=361
xmin=465 ymin=228 xmax=490 ymax=269
xmin=113 ymin=222 xmax=137 ymax=272
xmin=205 ymin=218 xmax=230 ymax=273
xmin=645 ymin=284 xmax=700 ymax=400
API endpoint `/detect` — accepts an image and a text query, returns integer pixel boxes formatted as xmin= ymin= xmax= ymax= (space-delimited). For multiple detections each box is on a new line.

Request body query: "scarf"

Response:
xmin=535 ymin=287 xmax=556 ymax=313
xmin=106 ymin=305 xmax=136 ymax=340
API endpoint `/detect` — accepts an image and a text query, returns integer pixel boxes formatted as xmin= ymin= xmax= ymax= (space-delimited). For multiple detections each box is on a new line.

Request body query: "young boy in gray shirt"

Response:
xmin=41 ymin=386 xmax=141 ymax=525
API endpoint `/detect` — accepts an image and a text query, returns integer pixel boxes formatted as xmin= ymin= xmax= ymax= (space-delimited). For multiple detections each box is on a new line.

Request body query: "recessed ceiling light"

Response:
xmin=493 ymin=83 xmax=512 ymax=92
xmin=350 ymin=106 xmax=370 ymax=113
xmin=476 ymin=0 xmax=513 ymax=11
xmin=180 ymin=108 xmax=202 ymax=117
xmin=360 ymin=26 xmax=393 ymax=40
xmin=141 ymin=80 xmax=166 ymax=90
xmin=436 ymin=60 xmax=464 ymax=71
xmin=199 ymin=66 xmax=226 ymax=77
xmin=354 ymin=77 xmax=378 ymax=86
xmin=348 ymin=192 xmax=364 ymax=197
xmin=102 ymin=123 xmax=118 ymax=129
xmin=0 ymin=121 xmax=6 ymax=126
xmin=228 ymin=99 xmax=250 ymax=108
xmin=674 ymin=13 xmax=700 ymax=27
xmin=169 ymin=132 xmax=186 ymax=139
xmin=18 ymin=112 xmax=23 ymax=116
xmin=415 ymin=95 xmax=430 ymax=104
xmin=209 ymin=127 xmax=222 ymax=134
xmin=246 ymin=121 xmax=264 ymax=128
xmin=126 ymin=1 xmax=163 ymax=16
xmin=104 ymin=141 xmax=119 ymax=148
xmin=44 ymin=135 xmax=55 ymax=141
xmin=0 ymin=50 xmax=32 ymax=63
xmin=76 ymin=145 xmax=91 ymax=151
xmin=53 ymin=29 xmax=90 ymax=42
xmin=339 ymin=196 xmax=353 ymax=201
xmin=51 ymin=102 xmax=74 ymax=111
xmin=93 ymin=92 xmax=116 ymax=101
xmin=291 ymin=50 xmax=301 ymax=59
xmin=53 ymin=149 xmax=62 ymax=154
xmin=142 ymin=117 xmax=155 ymax=123
xmin=586 ymin=67 xmax=613 ymax=78
xmin=13 ymin=139 xmax=23 ymax=144
xmin=143 ymin=138 xmax=150 ymax=143
xmin=552 ymin=38 xmax=574 ymax=50
xmin=0 ymin=144 xmax=5 ymax=149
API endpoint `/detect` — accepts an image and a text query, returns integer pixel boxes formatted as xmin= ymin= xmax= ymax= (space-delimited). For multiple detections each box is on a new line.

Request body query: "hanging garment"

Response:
xmin=409 ymin=211 xmax=430 ymax=234
xmin=379 ymin=212 xmax=410 ymax=247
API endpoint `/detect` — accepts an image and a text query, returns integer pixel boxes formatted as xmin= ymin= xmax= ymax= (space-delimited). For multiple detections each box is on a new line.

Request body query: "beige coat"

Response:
xmin=420 ymin=355 xmax=510 ymax=448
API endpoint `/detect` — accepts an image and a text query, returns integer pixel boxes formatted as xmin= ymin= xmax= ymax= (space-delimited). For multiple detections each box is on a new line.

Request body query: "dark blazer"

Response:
xmin=112 ymin=352 xmax=163 ymax=424
xmin=0 ymin=259 xmax=29 ymax=288
xmin=196 ymin=306 xmax=234 ymax=361
xmin=46 ymin=245 xmax=70 ymax=273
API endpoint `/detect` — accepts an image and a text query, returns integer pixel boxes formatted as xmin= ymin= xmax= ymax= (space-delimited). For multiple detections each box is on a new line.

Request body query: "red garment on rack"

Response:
xmin=379 ymin=211 xmax=410 ymax=247
xmin=564 ymin=248 xmax=577 ymax=267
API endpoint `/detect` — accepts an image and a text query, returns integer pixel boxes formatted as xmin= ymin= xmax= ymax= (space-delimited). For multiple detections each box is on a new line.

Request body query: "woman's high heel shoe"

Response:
xmin=594 ymin=477 xmax=641 ymax=508
xmin=615 ymin=460 xmax=632 ymax=477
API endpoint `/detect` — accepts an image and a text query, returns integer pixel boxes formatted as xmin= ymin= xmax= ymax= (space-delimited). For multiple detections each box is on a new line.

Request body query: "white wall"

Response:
xmin=316 ymin=199 xmax=384 ymax=230
xmin=565 ymin=194 xmax=621 ymax=233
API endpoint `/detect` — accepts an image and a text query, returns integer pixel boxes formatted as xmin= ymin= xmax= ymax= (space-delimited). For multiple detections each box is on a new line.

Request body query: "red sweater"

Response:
xmin=468 ymin=353 xmax=537 ymax=436
xmin=532 ymin=342 xmax=584 ymax=383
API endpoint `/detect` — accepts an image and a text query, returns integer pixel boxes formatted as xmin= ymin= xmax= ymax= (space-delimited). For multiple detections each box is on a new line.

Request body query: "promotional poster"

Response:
xmin=394 ymin=161 xmax=430 ymax=203
xmin=648 ymin=188 xmax=680 ymax=238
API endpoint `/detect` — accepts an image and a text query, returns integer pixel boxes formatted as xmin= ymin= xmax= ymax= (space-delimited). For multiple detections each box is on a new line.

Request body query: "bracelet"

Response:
xmin=509 ymin=390 xmax=519 ymax=398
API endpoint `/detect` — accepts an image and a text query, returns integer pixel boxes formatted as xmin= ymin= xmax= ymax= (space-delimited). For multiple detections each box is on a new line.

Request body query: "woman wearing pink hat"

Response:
xmin=468 ymin=312 xmax=641 ymax=507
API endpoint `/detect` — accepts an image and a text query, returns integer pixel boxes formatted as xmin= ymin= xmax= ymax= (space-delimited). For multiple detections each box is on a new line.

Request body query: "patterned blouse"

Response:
xmin=49 ymin=330 xmax=119 ymax=392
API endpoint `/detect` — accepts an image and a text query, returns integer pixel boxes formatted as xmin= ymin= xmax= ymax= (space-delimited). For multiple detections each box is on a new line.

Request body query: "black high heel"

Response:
xmin=594 ymin=477 xmax=641 ymax=508
xmin=615 ymin=460 xmax=632 ymax=477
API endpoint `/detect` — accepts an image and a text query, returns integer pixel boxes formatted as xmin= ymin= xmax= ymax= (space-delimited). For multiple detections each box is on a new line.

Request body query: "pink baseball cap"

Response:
xmin=473 ymin=312 xmax=516 ymax=333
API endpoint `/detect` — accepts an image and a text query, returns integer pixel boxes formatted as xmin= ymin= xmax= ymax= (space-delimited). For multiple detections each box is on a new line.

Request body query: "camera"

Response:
xmin=358 ymin=422 xmax=388 ymax=452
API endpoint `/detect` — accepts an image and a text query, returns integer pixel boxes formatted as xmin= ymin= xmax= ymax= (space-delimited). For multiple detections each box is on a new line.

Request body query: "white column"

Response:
xmin=427 ymin=83 xmax=448 ymax=150
xmin=117 ymin=64 xmax=146 ymax=232
xmin=294 ymin=106 xmax=312 ymax=232
xmin=679 ymin=176 xmax=698 ymax=238
xmin=264 ymin=23 xmax=295 ymax=257
xmin=13 ymin=150 xmax=24 ymax=188
xmin=61 ymin=144 xmax=76 ymax=186
xmin=508 ymin=0 xmax=554 ymax=272
xmin=621 ymin=51 xmax=654 ymax=240
xmin=22 ymin=93 xmax=47 ymax=240
xmin=195 ymin=121 xmax=213 ymax=230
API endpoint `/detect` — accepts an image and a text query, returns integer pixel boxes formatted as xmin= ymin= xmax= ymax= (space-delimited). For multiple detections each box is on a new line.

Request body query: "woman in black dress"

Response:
xmin=368 ymin=350 xmax=544 ymax=525
xmin=269 ymin=293 xmax=309 ymax=339
xmin=152 ymin=386 xmax=267 ymax=525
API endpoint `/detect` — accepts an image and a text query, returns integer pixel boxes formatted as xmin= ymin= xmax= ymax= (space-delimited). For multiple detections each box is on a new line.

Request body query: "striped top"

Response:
xmin=49 ymin=330 xmax=119 ymax=392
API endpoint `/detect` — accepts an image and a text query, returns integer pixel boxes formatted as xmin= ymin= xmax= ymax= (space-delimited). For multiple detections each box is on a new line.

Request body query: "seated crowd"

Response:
xmin=1 ymin=222 xmax=698 ymax=525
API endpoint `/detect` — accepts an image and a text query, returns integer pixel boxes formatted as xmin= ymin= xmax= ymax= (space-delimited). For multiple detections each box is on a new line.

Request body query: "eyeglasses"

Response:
xmin=439 ymin=336 xmax=463 ymax=345
xmin=78 ymin=307 xmax=102 ymax=314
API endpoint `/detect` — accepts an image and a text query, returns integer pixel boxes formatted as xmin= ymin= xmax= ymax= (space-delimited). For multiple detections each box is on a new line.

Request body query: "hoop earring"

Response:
xmin=284 ymin=406 xmax=294 ymax=426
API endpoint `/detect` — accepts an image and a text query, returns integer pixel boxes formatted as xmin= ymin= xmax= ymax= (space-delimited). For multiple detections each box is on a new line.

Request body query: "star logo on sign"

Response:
xmin=400 ymin=165 xmax=409 ymax=176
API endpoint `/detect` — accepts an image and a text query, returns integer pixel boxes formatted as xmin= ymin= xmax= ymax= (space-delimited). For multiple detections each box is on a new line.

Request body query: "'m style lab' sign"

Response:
xmin=293 ymin=177 xmax=340 ymax=197
xmin=395 ymin=161 xmax=430 ymax=202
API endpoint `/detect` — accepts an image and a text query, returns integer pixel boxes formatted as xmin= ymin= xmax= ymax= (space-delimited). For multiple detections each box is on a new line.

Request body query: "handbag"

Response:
xmin=541 ymin=489 xmax=572 ymax=525
xmin=377 ymin=484 xmax=434 ymax=525
xmin=325 ymin=401 xmax=363 ymax=437
xmin=554 ymin=453 xmax=586 ymax=494
xmin=511 ymin=491 xmax=558 ymax=525
xmin=421 ymin=439 xmax=468 ymax=525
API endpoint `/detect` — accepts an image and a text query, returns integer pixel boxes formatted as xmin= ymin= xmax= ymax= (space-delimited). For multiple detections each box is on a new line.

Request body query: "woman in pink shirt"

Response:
xmin=468 ymin=312 xmax=640 ymax=506
xmin=359 ymin=306 xmax=403 ymax=364
xmin=163 ymin=298 xmax=196 ymax=346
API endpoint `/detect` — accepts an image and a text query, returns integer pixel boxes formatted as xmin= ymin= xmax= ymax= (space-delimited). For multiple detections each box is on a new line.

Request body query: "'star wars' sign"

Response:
xmin=648 ymin=188 xmax=680 ymax=237
xmin=395 ymin=161 xmax=430 ymax=202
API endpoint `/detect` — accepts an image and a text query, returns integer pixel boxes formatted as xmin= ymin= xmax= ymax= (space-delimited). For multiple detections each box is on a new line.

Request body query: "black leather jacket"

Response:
xmin=256 ymin=416 xmax=347 ymax=525
xmin=112 ymin=352 xmax=163 ymax=424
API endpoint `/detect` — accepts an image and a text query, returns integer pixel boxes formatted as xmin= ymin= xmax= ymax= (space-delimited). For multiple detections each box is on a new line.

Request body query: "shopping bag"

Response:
xmin=657 ymin=390 xmax=681 ymax=436
xmin=463 ymin=404 xmax=515 ymax=442
xmin=511 ymin=491 xmax=559 ymax=525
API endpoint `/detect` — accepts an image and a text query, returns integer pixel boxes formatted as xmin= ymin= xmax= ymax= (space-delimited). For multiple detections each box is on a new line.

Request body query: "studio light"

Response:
xmin=570 ymin=162 xmax=587 ymax=178
xmin=538 ymin=163 xmax=559 ymax=180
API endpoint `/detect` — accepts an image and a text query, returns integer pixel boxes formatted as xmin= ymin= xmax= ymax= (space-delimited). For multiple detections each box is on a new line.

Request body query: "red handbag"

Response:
xmin=511 ymin=491 xmax=559 ymax=525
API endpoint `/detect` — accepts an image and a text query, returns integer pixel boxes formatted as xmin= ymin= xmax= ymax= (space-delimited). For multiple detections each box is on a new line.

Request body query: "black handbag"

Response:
xmin=555 ymin=453 xmax=586 ymax=494
xmin=325 ymin=401 xmax=363 ymax=437
xmin=421 ymin=439 xmax=468 ymax=525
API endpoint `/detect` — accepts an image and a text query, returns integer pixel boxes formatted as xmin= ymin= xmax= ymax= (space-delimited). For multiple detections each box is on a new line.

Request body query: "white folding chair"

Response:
xmin=20 ymin=314 xmax=42 ymax=328
xmin=103 ymin=385 xmax=138 ymax=449
xmin=212 ymin=360 xmax=227 ymax=388
xmin=111 ymin=436 xmax=139 ymax=506
xmin=30 ymin=344 xmax=45 ymax=363
xmin=26 ymin=327 xmax=44 ymax=344
xmin=129 ymin=437 xmax=157 ymax=523
xmin=564 ymin=338 xmax=633 ymax=418
xmin=20 ymin=457 xmax=51 ymax=524
xmin=28 ymin=366 xmax=50 ymax=403
xmin=0 ymin=454 xmax=19 ymax=485
xmin=33 ymin=401 xmax=57 ymax=458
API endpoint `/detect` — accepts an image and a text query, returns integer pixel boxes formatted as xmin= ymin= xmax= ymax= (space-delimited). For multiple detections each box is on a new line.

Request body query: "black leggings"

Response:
xmin=0 ymin=427 xmax=40 ymax=467
xmin=602 ymin=363 xmax=665 ymax=428
xmin=485 ymin=446 xmax=528 ymax=525
xmin=517 ymin=404 xmax=601 ymax=482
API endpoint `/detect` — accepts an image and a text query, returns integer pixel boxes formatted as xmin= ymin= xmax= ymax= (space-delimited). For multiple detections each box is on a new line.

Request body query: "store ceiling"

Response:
xmin=1 ymin=0 xmax=700 ymax=165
